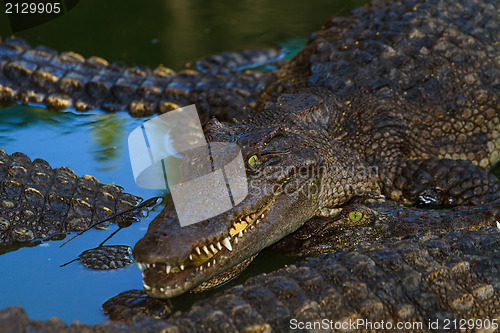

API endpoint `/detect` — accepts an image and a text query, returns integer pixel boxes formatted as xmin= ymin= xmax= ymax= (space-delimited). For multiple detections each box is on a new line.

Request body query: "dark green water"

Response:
xmin=0 ymin=0 xmax=366 ymax=325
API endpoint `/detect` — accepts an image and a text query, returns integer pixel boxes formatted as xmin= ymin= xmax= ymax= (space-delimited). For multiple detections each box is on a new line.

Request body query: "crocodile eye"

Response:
xmin=348 ymin=210 xmax=363 ymax=222
xmin=248 ymin=155 xmax=260 ymax=168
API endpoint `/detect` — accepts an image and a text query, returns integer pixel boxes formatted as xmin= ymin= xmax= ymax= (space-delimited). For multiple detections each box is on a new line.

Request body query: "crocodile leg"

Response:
xmin=388 ymin=159 xmax=500 ymax=206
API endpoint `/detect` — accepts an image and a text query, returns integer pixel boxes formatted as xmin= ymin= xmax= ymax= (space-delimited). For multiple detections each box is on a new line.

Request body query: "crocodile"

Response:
xmin=0 ymin=0 xmax=498 ymax=329
xmin=0 ymin=36 xmax=279 ymax=124
xmin=0 ymin=147 xmax=143 ymax=245
xmin=132 ymin=0 xmax=500 ymax=299
xmin=1 ymin=226 xmax=499 ymax=332
xmin=101 ymin=195 xmax=500 ymax=321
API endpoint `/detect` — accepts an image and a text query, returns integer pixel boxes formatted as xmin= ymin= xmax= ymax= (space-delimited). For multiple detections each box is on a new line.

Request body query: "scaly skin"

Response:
xmin=2 ymin=226 xmax=499 ymax=332
xmin=102 ymin=196 xmax=500 ymax=322
xmin=0 ymin=36 xmax=276 ymax=123
xmin=0 ymin=0 xmax=499 ymax=328
xmin=133 ymin=0 xmax=500 ymax=299
xmin=271 ymin=194 xmax=500 ymax=256
xmin=0 ymin=148 xmax=142 ymax=244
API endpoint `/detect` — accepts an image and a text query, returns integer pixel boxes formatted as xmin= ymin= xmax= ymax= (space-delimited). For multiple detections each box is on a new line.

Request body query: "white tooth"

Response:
xmin=144 ymin=284 xmax=151 ymax=290
xmin=212 ymin=259 xmax=216 ymax=265
xmin=261 ymin=214 xmax=265 ymax=218
xmin=497 ymin=221 xmax=500 ymax=230
xmin=195 ymin=247 xmax=201 ymax=255
xmin=234 ymin=237 xmax=239 ymax=244
xmin=256 ymin=219 xmax=260 ymax=224
xmin=217 ymin=242 xmax=222 ymax=251
xmin=180 ymin=264 xmax=185 ymax=271
xmin=189 ymin=254 xmax=193 ymax=260
xmin=210 ymin=244 xmax=217 ymax=253
xmin=137 ymin=262 xmax=143 ymax=270
xmin=142 ymin=272 xmax=145 ymax=278
xmin=166 ymin=265 xmax=172 ymax=274
xmin=200 ymin=265 xmax=203 ymax=271
xmin=203 ymin=246 xmax=210 ymax=255
xmin=222 ymin=237 xmax=233 ymax=251
xmin=145 ymin=263 xmax=150 ymax=269
xmin=245 ymin=216 xmax=252 ymax=223
xmin=207 ymin=262 xmax=211 ymax=267
xmin=250 ymin=225 xmax=255 ymax=230
xmin=239 ymin=230 xmax=243 ymax=237
xmin=151 ymin=263 xmax=156 ymax=268
xmin=160 ymin=288 xmax=165 ymax=292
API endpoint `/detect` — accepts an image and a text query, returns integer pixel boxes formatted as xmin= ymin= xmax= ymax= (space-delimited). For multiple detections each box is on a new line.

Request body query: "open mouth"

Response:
xmin=136 ymin=198 xmax=276 ymax=298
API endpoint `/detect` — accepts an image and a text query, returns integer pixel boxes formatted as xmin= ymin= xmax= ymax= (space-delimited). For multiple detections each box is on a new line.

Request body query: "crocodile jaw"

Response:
xmin=133 ymin=174 xmax=320 ymax=298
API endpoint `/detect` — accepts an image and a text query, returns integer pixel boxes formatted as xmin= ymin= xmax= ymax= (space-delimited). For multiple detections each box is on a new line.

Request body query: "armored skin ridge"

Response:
xmin=0 ymin=36 xmax=276 ymax=123
xmin=0 ymin=147 xmax=142 ymax=244
xmin=1 ymin=227 xmax=499 ymax=332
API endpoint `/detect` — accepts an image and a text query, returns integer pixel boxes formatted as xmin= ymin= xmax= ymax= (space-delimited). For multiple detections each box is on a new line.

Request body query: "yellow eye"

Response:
xmin=248 ymin=155 xmax=259 ymax=168
xmin=348 ymin=210 xmax=363 ymax=222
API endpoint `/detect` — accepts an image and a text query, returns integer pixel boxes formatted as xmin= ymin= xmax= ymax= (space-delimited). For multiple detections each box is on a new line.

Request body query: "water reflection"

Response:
xmin=3 ymin=0 xmax=367 ymax=70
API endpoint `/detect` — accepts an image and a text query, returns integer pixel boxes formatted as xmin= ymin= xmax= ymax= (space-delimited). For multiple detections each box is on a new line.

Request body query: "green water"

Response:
xmin=0 ymin=0 xmax=366 ymax=325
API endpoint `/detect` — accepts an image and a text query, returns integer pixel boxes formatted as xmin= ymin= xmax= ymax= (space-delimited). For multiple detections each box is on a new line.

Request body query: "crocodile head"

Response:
xmin=133 ymin=94 xmax=377 ymax=298
xmin=133 ymin=120 xmax=326 ymax=297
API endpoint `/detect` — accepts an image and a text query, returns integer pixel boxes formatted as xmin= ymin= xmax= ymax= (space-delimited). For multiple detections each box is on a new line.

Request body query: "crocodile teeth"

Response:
xmin=166 ymin=265 xmax=172 ymax=274
xmin=151 ymin=263 xmax=156 ymax=268
xmin=195 ymin=247 xmax=201 ymax=255
xmin=234 ymin=237 xmax=239 ymax=244
xmin=210 ymin=244 xmax=217 ymax=253
xmin=180 ymin=264 xmax=185 ymax=271
xmin=250 ymin=225 xmax=255 ymax=230
xmin=207 ymin=261 xmax=211 ymax=267
xmin=145 ymin=263 xmax=150 ymax=269
xmin=137 ymin=262 xmax=143 ymax=270
xmin=216 ymin=242 xmax=222 ymax=251
xmin=261 ymin=214 xmax=265 ymax=218
xmin=239 ymin=230 xmax=243 ymax=237
xmin=189 ymin=254 xmax=193 ymax=261
xmin=245 ymin=216 xmax=252 ymax=223
xmin=160 ymin=288 xmax=165 ymax=292
xmin=222 ymin=237 xmax=232 ymax=251
xmin=203 ymin=245 xmax=210 ymax=255
xmin=497 ymin=221 xmax=500 ymax=230
xmin=144 ymin=284 xmax=151 ymax=290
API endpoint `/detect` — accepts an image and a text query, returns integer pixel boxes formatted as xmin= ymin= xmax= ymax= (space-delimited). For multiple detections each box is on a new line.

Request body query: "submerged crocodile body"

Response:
xmin=0 ymin=0 xmax=499 ymax=329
